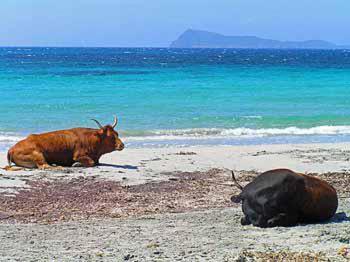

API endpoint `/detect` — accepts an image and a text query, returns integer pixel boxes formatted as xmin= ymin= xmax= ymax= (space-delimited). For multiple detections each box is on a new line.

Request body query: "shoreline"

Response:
xmin=4 ymin=126 xmax=350 ymax=151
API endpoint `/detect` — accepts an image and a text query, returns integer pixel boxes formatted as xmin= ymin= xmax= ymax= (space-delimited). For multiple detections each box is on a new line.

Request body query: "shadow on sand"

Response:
xmin=329 ymin=212 xmax=350 ymax=224
xmin=98 ymin=163 xmax=138 ymax=170
xmin=297 ymin=212 xmax=350 ymax=227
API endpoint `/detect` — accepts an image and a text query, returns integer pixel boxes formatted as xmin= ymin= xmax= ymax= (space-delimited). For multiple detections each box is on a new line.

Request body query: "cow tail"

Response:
xmin=7 ymin=151 xmax=12 ymax=167
xmin=230 ymin=171 xmax=243 ymax=203
xmin=231 ymin=171 xmax=243 ymax=191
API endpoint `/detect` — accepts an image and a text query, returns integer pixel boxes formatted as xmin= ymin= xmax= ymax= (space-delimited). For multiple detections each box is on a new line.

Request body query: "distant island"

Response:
xmin=170 ymin=29 xmax=347 ymax=49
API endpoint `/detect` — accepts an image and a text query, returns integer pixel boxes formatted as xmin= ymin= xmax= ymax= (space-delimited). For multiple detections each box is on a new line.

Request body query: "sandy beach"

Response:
xmin=0 ymin=142 xmax=349 ymax=260
xmin=2 ymin=1 xmax=350 ymax=261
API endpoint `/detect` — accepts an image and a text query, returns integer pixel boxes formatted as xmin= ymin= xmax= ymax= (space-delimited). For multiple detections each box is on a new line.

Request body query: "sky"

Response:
xmin=1 ymin=0 xmax=350 ymax=47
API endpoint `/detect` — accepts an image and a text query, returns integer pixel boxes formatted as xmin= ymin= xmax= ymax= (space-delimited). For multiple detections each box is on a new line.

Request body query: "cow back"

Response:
xmin=241 ymin=169 xmax=305 ymax=219
xmin=298 ymin=173 xmax=338 ymax=222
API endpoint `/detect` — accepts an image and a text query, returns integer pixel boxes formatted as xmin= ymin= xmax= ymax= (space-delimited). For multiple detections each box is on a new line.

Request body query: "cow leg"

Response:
xmin=242 ymin=201 xmax=268 ymax=227
xmin=37 ymin=163 xmax=65 ymax=170
xmin=11 ymin=150 xmax=44 ymax=169
xmin=241 ymin=199 xmax=257 ymax=226
xmin=241 ymin=216 xmax=251 ymax=225
xmin=28 ymin=151 xmax=63 ymax=170
xmin=37 ymin=163 xmax=54 ymax=170
xmin=3 ymin=166 xmax=24 ymax=171
xmin=32 ymin=152 xmax=57 ymax=170
xmin=254 ymin=215 xmax=268 ymax=228
xmin=267 ymin=213 xmax=299 ymax=227
xmin=73 ymin=156 xmax=95 ymax=167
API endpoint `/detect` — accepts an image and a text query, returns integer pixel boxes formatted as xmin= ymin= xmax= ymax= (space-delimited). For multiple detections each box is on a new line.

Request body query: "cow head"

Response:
xmin=92 ymin=116 xmax=125 ymax=153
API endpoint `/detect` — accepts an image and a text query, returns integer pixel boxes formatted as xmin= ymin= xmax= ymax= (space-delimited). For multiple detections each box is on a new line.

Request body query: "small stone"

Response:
xmin=124 ymin=254 xmax=135 ymax=260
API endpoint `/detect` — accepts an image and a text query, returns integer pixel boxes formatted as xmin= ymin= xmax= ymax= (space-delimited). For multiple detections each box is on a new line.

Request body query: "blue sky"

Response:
xmin=1 ymin=0 xmax=349 ymax=47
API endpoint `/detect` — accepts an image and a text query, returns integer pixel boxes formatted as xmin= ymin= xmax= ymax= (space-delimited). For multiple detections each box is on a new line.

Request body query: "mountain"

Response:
xmin=170 ymin=29 xmax=344 ymax=49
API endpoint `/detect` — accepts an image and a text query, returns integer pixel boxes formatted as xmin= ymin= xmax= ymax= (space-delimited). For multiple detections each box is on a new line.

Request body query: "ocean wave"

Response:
xmin=2 ymin=126 xmax=350 ymax=145
xmin=123 ymin=126 xmax=350 ymax=141
xmin=0 ymin=133 xmax=23 ymax=151
xmin=241 ymin=115 xmax=263 ymax=119
xmin=0 ymin=134 xmax=23 ymax=143
xmin=55 ymin=70 xmax=156 ymax=77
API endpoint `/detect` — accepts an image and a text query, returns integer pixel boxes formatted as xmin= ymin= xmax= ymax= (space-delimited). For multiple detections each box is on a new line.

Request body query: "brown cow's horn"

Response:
xmin=112 ymin=116 xmax=118 ymax=128
xmin=91 ymin=119 xmax=103 ymax=129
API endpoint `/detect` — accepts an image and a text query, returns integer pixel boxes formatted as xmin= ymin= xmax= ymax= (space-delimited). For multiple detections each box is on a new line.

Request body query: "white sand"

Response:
xmin=1 ymin=201 xmax=349 ymax=261
xmin=1 ymin=142 xmax=350 ymax=260
xmin=1 ymin=142 xmax=350 ymax=192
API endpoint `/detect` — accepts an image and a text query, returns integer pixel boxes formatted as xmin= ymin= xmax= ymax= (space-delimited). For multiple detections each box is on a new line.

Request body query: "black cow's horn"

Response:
xmin=91 ymin=119 xmax=103 ymax=129
xmin=112 ymin=116 xmax=118 ymax=128
xmin=231 ymin=171 xmax=243 ymax=191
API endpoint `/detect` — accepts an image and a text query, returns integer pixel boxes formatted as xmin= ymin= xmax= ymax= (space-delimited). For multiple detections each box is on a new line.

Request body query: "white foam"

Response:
xmin=0 ymin=133 xmax=23 ymax=151
xmin=2 ymin=126 xmax=350 ymax=147
xmin=0 ymin=134 xmax=23 ymax=143
xmin=123 ymin=125 xmax=350 ymax=142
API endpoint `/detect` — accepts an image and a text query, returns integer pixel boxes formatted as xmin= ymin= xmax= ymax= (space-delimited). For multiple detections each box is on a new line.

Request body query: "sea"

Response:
xmin=1 ymin=47 xmax=350 ymax=151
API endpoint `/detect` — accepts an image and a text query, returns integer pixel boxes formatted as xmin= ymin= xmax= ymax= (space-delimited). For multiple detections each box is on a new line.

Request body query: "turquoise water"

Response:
xmin=1 ymin=47 xmax=350 ymax=149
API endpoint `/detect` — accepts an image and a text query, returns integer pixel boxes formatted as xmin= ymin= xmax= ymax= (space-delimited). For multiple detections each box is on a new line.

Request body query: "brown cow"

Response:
xmin=6 ymin=116 xmax=124 ymax=170
xmin=231 ymin=169 xmax=338 ymax=227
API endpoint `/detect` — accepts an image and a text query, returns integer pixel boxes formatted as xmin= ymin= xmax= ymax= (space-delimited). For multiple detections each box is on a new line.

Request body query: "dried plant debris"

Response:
xmin=0 ymin=169 xmax=239 ymax=223
xmin=0 ymin=169 xmax=349 ymax=224
xmin=232 ymin=250 xmax=330 ymax=262
xmin=174 ymin=151 xmax=197 ymax=155
xmin=338 ymin=246 xmax=350 ymax=259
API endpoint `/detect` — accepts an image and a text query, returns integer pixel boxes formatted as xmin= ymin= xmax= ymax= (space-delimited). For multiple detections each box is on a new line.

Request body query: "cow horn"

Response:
xmin=91 ymin=119 xmax=103 ymax=129
xmin=231 ymin=171 xmax=243 ymax=191
xmin=112 ymin=116 xmax=118 ymax=128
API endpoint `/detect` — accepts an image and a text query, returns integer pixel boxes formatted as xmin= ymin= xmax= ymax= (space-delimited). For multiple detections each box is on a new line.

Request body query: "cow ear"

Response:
xmin=231 ymin=194 xmax=242 ymax=203
xmin=97 ymin=127 xmax=107 ymax=136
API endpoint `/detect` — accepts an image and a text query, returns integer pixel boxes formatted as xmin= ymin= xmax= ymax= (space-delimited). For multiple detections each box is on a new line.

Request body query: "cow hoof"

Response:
xmin=3 ymin=166 xmax=23 ymax=171
xmin=267 ymin=219 xmax=276 ymax=227
xmin=72 ymin=162 xmax=83 ymax=167
xmin=241 ymin=217 xmax=251 ymax=225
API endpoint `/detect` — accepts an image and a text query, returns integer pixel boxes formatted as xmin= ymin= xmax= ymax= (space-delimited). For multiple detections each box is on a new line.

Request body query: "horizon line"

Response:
xmin=1 ymin=45 xmax=350 ymax=50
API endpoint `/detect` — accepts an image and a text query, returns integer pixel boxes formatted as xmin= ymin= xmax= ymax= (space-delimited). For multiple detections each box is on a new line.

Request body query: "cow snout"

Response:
xmin=116 ymin=142 xmax=124 ymax=151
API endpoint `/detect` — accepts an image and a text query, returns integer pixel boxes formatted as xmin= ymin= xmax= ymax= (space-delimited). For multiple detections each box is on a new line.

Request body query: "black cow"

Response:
xmin=231 ymin=169 xmax=338 ymax=228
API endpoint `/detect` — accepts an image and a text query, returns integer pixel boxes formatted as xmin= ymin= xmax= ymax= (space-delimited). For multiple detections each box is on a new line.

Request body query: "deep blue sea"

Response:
xmin=1 ymin=47 xmax=350 ymax=150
